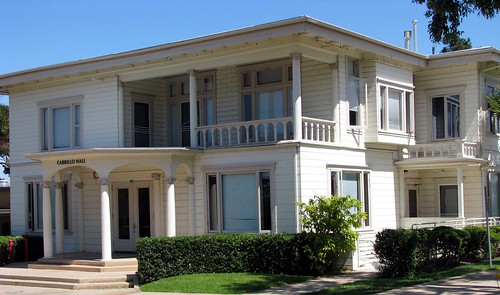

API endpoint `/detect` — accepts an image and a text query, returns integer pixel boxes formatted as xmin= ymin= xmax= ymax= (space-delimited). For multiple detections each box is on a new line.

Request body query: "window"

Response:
xmin=432 ymin=93 xmax=460 ymax=139
xmin=207 ymin=170 xmax=272 ymax=233
xmin=347 ymin=59 xmax=366 ymax=126
xmin=439 ymin=185 xmax=458 ymax=217
xmin=330 ymin=169 xmax=370 ymax=227
xmin=40 ymin=97 xmax=82 ymax=151
xmin=133 ymin=101 xmax=151 ymax=147
xmin=240 ymin=61 xmax=293 ymax=140
xmin=487 ymin=86 xmax=500 ymax=134
xmin=379 ymin=84 xmax=414 ymax=133
xmin=490 ymin=173 xmax=500 ymax=216
xmin=27 ymin=180 xmax=70 ymax=232
xmin=166 ymin=72 xmax=215 ymax=147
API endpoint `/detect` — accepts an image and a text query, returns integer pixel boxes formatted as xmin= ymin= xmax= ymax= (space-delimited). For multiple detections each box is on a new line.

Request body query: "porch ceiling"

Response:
xmin=394 ymin=157 xmax=488 ymax=170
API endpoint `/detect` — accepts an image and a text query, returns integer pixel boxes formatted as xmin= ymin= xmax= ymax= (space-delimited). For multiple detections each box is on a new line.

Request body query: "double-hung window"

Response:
xmin=439 ymin=184 xmax=458 ymax=217
xmin=26 ymin=179 xmax=70 ymax=232
xmin=330 ymin=169 xmax=370 ymax=227
xmin=431 ymin=92 xmax=461 ymax=140
xmin=207 ymin=169 xmax=272 ymax=233
xmin=347 ymin=59 xmax=366 ymax=127
xmin=378 ymin=83 xmax=414 ymax=133
xmin=40 ymin=97 xmax=82 ymax=151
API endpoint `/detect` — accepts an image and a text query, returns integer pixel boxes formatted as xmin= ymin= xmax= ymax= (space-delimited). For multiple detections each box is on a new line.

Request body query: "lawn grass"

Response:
xmin=139 ymin=272 xmax=314 ymax=294
xmin=311 ymin=259 xmax=500 ymax=295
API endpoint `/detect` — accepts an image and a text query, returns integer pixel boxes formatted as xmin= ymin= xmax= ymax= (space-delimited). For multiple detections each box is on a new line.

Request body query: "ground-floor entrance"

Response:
xmin=112 ymin=181 xmax=153 ymax=252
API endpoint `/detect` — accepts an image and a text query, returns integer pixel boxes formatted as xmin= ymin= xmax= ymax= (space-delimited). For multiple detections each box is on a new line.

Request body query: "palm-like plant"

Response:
xmin=486 ymin=92 xmax=500 ymax=113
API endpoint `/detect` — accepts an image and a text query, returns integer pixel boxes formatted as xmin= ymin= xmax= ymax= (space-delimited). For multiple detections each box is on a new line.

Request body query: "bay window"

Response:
xmin=207 ymin=169 xmax=272 ymax=233
xmin=378 ymin=84 xmax=414 ymax=133
xmin=40 ymin=97 xmax=82 ymax=151
xmin=330 ymin=169 xmax=370 ymax=227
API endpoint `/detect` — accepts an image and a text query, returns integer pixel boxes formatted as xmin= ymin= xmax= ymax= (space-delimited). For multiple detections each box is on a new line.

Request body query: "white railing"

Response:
xmin=195 ymin=117 xmax=336 ymax=148
xmin=403 ymin=140 xmax=480 ymax=160
xmin=409 ymin=217 xmax=500 ymax=229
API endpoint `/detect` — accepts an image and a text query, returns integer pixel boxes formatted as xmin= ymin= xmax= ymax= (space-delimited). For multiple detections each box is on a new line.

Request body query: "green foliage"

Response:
xmin=486 ymin=92 xmax=500 ymax=113
xmin=374 ymin=226 xmax=500 ymax=278
xmin=137 ymin=234 xmax=314 ymax=284
xmin=440 ymin=35 xmax=472 ymax=52
xmin=0 ymin=235 xmax=43 ymax=266
xmin=413 ymin=0 xmax=500 ymax=44
xmin=296 ymin=195 xmax=366 ymax=274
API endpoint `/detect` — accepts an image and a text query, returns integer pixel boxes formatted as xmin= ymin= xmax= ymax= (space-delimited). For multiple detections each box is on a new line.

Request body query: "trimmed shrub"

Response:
xmin=374 ymin=228 xmax=421 ymax=277
xmin=137 ymin=233 xmax=321 ymax=284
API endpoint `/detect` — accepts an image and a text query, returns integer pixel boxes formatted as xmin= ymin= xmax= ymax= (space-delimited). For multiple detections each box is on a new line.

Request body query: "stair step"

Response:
xmin=28 ymin=263 xmax=137 ymax=273
xmin=0 ymin=273 xmax=132 ymax=284
xmin=36 ymin=257 xmax=138 ymax=267
xmin=0 ymin=278 xmax=132 ymax=290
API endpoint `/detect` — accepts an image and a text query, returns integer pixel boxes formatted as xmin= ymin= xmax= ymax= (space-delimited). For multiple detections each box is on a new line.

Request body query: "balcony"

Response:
xmin=401 ymin=140 xmax=481 ymax=160
xmin=195 ymin=117 xmax=336 ymax=148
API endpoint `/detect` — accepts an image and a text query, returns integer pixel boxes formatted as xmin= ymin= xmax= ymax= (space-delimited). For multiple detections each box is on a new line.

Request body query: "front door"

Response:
xmin=113 ymin=181 xmax=153 ymax=252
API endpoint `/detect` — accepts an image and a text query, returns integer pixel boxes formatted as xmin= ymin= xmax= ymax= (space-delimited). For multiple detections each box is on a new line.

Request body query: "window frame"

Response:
xmin=328 ymin=168 xmax=371 ymax=228
xmin=131 ymin=94 xmax=154 ymax=147
xmin=377 ymin=80 xmax=414 ymax=134
xmin=438 ymin=184 xmax=458 ymax=217
xmin=39 ymin=96 xmax=83 ymax=151
xmin=205 ymin=166 xmax=274 ymax=234
xmin=26 ymin=177 xmax=72 ymax=233
xmin=346 ymin=58 xmax=367 ymax=128
xmin=428 ymin=88 xmax=464 ymax=141
xmin=486 ymin=85 xmax=500 ymax=134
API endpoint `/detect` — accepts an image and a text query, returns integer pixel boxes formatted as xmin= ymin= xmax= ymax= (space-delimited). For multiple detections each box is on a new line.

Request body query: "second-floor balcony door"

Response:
xmin=181 ymin=102 xmax=190 ymax=147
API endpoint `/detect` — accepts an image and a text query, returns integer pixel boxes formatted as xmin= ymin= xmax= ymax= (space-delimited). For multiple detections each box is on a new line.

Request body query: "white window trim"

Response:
xmin=25 ymin=176 xmax=72 ymax=233
xmin=486 ymin=83 xmax=500 ymax=135
xmin=205 ymin=165 xmax=275 ymax=234
xmin=427 ymin=86 xmax=465 ymax=141
xmin=327 ymin=168 xmax=371 ymax=228
xmin=346 ymin=58 xmax=367 ymax=130
xmin=377 ymin=80 xmax=414 ymax=134
xmin=38 ymin=96 xmax=83 ymax=151
xmin=437 ymin=183 xmax=459 ymax=218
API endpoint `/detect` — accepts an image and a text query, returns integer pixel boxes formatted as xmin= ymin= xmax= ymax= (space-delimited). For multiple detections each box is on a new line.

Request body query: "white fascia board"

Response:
xmin=427 ymin=47 xmax=500 ymax=68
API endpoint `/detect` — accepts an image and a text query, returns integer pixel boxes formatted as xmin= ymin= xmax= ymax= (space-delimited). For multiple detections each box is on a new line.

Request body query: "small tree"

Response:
xmin=486 ymin=91 xmax=500 ymax=113
xmin=296 ymin=195 xmax=366 ymax=273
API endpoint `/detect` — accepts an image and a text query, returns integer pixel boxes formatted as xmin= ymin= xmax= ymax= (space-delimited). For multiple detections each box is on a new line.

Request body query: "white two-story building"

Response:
xmin=0 ymin=16 xmax=499 ymax=269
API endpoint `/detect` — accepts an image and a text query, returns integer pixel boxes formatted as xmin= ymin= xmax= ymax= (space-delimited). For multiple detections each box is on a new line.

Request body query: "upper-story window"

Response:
xmin=378 ymin=83 xmax=414 ymax=133
xmin=487 ymin=85 xmax=500 ymax=134
xmin=431 ymin=93 xmax=460 ymax=140
xmin=40 ymin=97 xmax=82 ymax=151
xmin=240 ymin=61 xmax=293 ymax=122
xmin=347 ymin=58 xmax=365 ymax=127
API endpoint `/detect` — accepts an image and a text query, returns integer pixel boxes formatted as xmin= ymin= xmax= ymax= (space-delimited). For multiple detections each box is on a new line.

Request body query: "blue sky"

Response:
xmin=0 ymin=0 xmax=499 ymax=179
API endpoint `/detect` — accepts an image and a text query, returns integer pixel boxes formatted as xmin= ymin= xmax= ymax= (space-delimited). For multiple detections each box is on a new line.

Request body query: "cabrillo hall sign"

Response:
xmin=56 ymin=158 xmax=86 ymax=165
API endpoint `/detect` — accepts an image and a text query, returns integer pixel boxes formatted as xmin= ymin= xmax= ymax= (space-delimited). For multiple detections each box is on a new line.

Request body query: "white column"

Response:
xmin=457 ymin=167 xmax=465 ymax=219
xmin=166 ymin=177 xmax=177 ymax=237
xmin=399 ymin=169 xmax=406 ymax=220
xmin=55 ymin=182 xmax=64 ymax=254
xmin=42 ymin=181 xmax=53 ymax=258
xmin=187 ymin=177 xmax=196 ymax=235
xmin=189 ymin=70 xmax=198 ymax=148
xmin=152 ymin=173 xmax=162 ymax=237
xmin=331 ymin=62 xmax=340 ymax=144
xmin=118 ymin=79 xmax=125 ymax=147
xmin=76 ymin=182 xmax=85 ymax=252
xmin=99 ymin=178 xmax=112 ymax=261
xmin=292 ymin=52 xmax=303 ymax=141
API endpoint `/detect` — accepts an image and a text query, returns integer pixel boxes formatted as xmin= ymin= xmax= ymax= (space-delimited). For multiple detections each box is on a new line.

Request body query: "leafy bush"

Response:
xmin=296 ymin=195 xmax=366 ymax=274
xmin=137 ymin=234 xmax=314 ymax=284
xmin=0 ymin=235 xmax=43 ymax=266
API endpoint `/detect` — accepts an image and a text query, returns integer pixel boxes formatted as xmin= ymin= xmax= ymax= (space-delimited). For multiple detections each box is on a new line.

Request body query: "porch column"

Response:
xmin=187 ymin=177 xmax=196 ymax=235
xmin=166 ymin=177 xmax=177 ymax=237
xmin=399 ymin=169 xmax=406 ymax=219
xmin=42 ymin=181 xmax=53 ymax=258
xmin=76 ymin=182 xmax=85 ymax=252
xmin=152 ymin=173 xmax=162 ymax=237
xmin=457 ymin=167 xmax=465 ymax=219
xmin=189 ymin=70 xmax=198 ymax=148
xmin=292 ymin=52 xmax=303 ymax=141
xmin=98 ymin=178 xmax=112 ymax=261
xmin=55 ymin=182 xmax=64 ymax=254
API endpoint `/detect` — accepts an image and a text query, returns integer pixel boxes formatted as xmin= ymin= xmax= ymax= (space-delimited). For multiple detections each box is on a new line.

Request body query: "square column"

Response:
xmin=189 ymin=70 xmax=198 ymax=148
xmin=152 ymin=173 xmax=162 ymax=237
xmin=76 ymin=182 xmax=85 ymax=252
xmin=42 ymin=181 xmax=53 ymax=258
xmin=292 ymin=52 xmax=302 ymax=140
xmin=186 ymin=177 xmax=196 ymax=235
xmin=457 ymin=167 xmax=465 ymax=219
xmin=98 ymin=178 xmax=112 ymax=261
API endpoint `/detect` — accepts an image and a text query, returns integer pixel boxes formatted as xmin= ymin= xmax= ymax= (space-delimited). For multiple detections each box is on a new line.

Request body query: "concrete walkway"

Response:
xmin=0 ymin=269 xmax=498 ymax=294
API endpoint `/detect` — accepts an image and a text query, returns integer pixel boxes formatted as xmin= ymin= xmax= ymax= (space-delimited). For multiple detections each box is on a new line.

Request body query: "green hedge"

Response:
xmin=137 ymin=233 xmax=342 ymax=284
xmin=0 ymin=235 xmax=44 ymax=266
xmin=374 ymin=226 xmax=500 ymax=278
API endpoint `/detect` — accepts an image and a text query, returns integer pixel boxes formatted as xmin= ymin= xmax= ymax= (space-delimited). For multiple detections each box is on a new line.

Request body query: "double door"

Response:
xmin=112 ymin=181 xmax=152 ymax=252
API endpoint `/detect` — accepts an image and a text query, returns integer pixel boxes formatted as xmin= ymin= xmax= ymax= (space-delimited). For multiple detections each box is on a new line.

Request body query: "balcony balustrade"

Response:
xmin=402 ymin=140 xmax=480 ymax=160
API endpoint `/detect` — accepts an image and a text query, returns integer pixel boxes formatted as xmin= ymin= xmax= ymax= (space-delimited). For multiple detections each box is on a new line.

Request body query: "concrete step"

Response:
xmin=28 ymin=263 xmax=137 ymax=273
xmin=35 ymin=257 xmax=138 ymax=267
xmin=0 ymin=278 xmax=132 ymax=290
